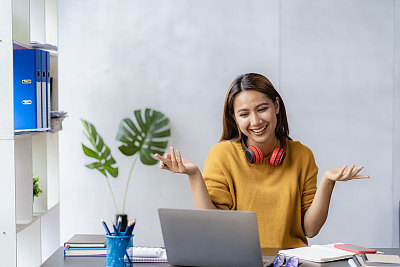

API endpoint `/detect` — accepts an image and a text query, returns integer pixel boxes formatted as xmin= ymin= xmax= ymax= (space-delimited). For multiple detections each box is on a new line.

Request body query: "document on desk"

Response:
xmin=360 ymin=254 xmax=400 ymax=266
xmin=125 ymin=247 xmax=167 ymax=262
xmin=279 ymin=244 xmax=355 ymax=263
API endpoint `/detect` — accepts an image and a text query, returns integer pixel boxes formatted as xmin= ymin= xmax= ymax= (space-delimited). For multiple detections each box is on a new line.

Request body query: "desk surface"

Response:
xmin=42 ymin=247 xmax=400 ymax=267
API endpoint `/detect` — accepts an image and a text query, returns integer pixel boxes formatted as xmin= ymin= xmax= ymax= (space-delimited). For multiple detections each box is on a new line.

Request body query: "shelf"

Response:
xmin=16 ymin=203 xmax=59 ymax=234
xmin=3 ymin=0 xmax=60 ymax=265
xmin=12 ymin=40 xmax=31 ymax=50
xmin=0 ymin=127 xmax=62 ymax=140
xmin=12 ymin=41 xmax=58 ymax=56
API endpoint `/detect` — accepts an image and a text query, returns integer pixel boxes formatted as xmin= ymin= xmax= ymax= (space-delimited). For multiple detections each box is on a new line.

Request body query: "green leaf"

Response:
xmin=117 ymin=108 xmax=171 ymax=165
xmin=82 ymin=144 xmax=101 ymax=159
xmin=140 ymin=149 xmax=159 ymax=165
xmin=152 ymin=118 xmax=170 ymax=131
xmin=118 ymin=145 xmax=138 ymax=156
xmin=85 ymin=162 xmax=103 ymax=169
xmin=104 ymin=165 xmax=118 ymax=178
xmin=148 ymin=141 xmax=168 ymax=149
xmin=151 ymin=129 xmax=171 ymax=138
xmin=123 ymin=118 xmax=141 ymax=136
xmin=81 ymin=119 xmax=119 ymax=178
xmin=96 ymin=136 xmax=104 ymax=153
xmin=134 ymin=110 xmax=146 ymax=132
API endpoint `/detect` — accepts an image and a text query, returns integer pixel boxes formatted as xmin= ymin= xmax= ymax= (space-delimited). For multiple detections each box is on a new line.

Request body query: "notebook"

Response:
xmin=279 ymin=244 xmax=355 ymax=263
xmin=64 ymin=234 xmax=106 ymax=248
xmin=126 ymin=247 xmax=167 ymax=263
xmin=158 ymin=208 xmax=264 ymax=267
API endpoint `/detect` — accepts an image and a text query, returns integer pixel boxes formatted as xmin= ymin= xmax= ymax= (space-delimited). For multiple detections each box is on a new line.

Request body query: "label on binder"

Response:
xmin=22 ymin=100 xmax=32 ymax=105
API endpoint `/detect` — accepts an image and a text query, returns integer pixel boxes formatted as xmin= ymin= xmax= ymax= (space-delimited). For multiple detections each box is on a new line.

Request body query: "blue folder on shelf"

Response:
xmin=35 ymin=49 xmax=43 ymax=129
xmin=41 ymin=50 xmax=47 ymax=129
xmin=13 ymin=48 xmax=50 ymax=132
xmin=13 ymin=49 xmax=41 ymax=131
xmin=46 ymin=51 xmax=51 ymax=130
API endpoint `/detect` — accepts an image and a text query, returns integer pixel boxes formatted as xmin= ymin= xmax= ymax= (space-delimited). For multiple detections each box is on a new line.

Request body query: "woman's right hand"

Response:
xmin=155 ymin=147 xmax=199 ymax=176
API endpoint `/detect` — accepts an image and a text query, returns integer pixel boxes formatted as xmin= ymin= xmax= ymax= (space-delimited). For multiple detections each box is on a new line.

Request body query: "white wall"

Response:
xmin=393 ymin=0 xmax=400 ymax=246
xmin=58 ymin=0 xmax=399 ymax=247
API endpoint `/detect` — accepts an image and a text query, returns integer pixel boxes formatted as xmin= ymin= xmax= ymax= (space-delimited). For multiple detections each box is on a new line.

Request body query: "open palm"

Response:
xmin=155 ymin=147 xmax=199 ymax=176
xmin=324 ymin=165 xmax=369 ymax=182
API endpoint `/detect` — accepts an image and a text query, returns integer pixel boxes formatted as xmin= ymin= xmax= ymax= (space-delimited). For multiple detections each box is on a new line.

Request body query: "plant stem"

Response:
xmin=122 ymin=154 xmax=138 ymax=214
xmin=105 ymin=174 xmax=120 ymax=214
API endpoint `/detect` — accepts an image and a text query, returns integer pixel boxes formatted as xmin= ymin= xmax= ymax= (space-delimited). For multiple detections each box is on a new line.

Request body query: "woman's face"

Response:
xmin=233 ymin=90 xmax=279 ymax=148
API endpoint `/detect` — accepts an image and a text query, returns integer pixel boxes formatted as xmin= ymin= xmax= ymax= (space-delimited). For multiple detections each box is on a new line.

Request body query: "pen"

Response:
xmin=101 ymin=218 xmax=111 ymax=235
xmin=116 ymin=216 xmax=122 ymax=232
xmin=111 ymin=221 xmax=119 ymax=236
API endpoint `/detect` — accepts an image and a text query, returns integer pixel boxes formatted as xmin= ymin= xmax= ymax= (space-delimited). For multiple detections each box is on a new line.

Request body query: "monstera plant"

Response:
xmin=81 ymin=108 xmax=170 ymax=222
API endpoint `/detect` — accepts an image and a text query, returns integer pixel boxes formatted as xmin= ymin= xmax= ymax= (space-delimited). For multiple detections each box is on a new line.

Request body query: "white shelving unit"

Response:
xmin=0 ymin=0 xmax=60 ymax=266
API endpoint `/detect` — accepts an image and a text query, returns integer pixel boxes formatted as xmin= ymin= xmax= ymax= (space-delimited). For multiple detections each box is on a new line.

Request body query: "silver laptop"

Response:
xmin=158 ymin=208 xmax=264 ymax=267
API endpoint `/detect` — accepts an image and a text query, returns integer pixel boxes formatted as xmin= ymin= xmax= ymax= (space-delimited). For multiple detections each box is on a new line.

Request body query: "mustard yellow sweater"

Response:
xmin=203 ymin=140 xmax=318 ymax=249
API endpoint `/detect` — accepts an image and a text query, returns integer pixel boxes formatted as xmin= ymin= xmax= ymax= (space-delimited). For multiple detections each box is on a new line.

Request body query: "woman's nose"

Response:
xmin=250 ymin=113 xmax=261 ymax=125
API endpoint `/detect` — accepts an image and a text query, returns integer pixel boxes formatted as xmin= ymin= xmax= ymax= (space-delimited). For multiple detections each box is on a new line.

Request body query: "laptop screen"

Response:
xmin=158 ymin=208 xmax=263 ymax=267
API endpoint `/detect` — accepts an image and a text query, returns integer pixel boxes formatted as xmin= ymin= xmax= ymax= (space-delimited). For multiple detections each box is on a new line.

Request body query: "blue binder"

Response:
xmin=46 ymin=51 xmax=51 ymax=130
xmin=41 ymin=50 xmax=47 ymax=129
xmin=35 ymin=49 xmax=43 ymax=129
xmin=13 ymin=49 xmax=41 ymax=131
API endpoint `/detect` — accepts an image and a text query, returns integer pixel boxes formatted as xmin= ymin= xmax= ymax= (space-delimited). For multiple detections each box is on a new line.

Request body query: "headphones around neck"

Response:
xmin=241 ymin=137 xmax=287 ymax=166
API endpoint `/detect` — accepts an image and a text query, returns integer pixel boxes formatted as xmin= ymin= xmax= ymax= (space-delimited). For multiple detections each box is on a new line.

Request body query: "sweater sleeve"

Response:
xmin=202 ymin=144 xmax=235 ymax=210
xmin=301 ymin=147 xmax=318 ymax=216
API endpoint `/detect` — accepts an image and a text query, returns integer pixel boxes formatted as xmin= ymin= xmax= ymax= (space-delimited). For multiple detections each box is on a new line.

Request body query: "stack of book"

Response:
xmin=349 ymin=254 xmax=400 ymax=267
xmin=64 ymin=234 xmax=107 ymax=257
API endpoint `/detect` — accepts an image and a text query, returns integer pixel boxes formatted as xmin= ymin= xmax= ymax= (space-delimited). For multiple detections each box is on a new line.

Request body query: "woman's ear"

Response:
xmin=275 ymin=97 xmax=280 ymax=115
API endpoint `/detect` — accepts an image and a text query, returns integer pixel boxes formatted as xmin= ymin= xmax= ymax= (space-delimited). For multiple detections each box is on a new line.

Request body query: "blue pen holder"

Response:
xmin=105 ymin=234 xmax=134 ymax=267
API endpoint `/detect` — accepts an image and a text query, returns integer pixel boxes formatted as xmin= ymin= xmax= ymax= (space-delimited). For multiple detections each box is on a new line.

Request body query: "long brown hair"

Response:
xmin=220 ymin=73 xmax=291 ymax=142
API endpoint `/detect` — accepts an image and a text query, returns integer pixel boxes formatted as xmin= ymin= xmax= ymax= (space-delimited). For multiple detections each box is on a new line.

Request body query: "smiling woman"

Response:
xmin=155 ymin=73 xmax=370 ymax=249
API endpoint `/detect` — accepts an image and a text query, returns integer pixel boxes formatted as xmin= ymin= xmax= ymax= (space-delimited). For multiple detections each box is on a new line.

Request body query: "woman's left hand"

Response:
xmin=323 ymin=165 xmax=370 ymax=182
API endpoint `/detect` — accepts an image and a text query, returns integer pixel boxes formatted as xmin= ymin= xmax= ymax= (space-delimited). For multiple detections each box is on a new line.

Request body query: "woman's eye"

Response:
xmin=239 ymin=113 xmax=248 ymax=117
xmin=258 ymin=107 xmax=267 ymax=112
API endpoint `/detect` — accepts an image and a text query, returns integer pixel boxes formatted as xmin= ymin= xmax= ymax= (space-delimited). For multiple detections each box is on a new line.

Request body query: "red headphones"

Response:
xmin=241 ymin=137 xmax=287 ymax=166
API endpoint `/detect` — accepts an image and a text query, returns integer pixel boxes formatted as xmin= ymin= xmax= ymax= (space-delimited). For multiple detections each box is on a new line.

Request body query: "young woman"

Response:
xmin=155 ymin=73 xmax=369 ymax=249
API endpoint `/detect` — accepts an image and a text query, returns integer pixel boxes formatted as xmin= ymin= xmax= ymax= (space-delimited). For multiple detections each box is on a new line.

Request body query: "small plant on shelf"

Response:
xmin=33 ymin=176 xmax=43 ymax=199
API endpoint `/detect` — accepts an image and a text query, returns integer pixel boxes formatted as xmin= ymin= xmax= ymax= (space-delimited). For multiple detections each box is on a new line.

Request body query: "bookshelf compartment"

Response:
xmin=30 ymin=0 xmax=46 ymax=44
xmin=46 ymin=132 xmax=59 ymax=208
xmin=40 ymin=204 xmax=60 ymax=262
xmin=17 ymin=219 xmax=41 ymax=267
xmin=32 ymin=133 xmax=48 ymax=212
xmin=15 ymin=135 xmax=33 ymax=224
xmin=12 ymin=0 xmax=30 ymax=45
xmin=32 ymin=132 xmax=60 ymax=213
xmin=45 ymin=0 xmax=58 ymax=46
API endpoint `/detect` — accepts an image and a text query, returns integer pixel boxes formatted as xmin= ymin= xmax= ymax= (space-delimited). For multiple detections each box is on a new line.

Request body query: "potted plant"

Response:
xmin=81 ymin=108 xmax=170 ymax=231
xmin=33 ymin=176 xmax=43 ymax=200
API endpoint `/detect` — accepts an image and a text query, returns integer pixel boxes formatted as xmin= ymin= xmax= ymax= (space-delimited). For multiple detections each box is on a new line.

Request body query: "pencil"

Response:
xmin=111 ymin=221 xmax=119 ymax=236
xmin=101 ymin=218 xmax=111 ymax=235
xmin=116 ymin=216 xmax=122 ymax=232
xmin=126 ymin=219 xmax=136 ymax=236
xmin=122 ymin=220 xmax=131 ymax=236
xmin=131 ymin=219 xmax=136 ymax=233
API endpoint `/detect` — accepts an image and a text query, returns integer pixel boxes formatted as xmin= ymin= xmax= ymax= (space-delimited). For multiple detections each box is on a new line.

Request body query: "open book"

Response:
xmin=279 ymin=244 xmax=356 ymax=263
